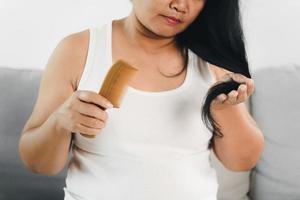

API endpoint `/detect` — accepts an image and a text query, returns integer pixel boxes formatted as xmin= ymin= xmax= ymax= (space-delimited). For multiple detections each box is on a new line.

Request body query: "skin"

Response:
xmin=209 ymin=66 xmax=264 ymax=171
xmin=19 ymin=0 xmax=264 ymax=175
xmin=111 ymin=0 xmax=206 ymax=91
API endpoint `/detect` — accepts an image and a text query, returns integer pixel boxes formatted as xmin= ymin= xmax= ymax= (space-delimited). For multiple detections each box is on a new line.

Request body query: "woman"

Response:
xmin=19 ymin=0 xmax=264 ymax=199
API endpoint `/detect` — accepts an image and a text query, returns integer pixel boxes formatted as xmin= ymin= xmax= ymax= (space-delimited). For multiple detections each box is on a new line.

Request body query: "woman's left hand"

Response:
xmin=211 ymin=73 xmax=255 ymax=110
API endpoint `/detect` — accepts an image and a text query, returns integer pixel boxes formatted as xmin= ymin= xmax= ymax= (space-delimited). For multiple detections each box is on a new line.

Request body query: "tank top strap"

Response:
xmin=76 ymin=20 xmax=216 ymax=96
xmin=77 ymin=22 xmax=111 ymax=94
xmin=190 ymin=50 xmax=216 ymax=87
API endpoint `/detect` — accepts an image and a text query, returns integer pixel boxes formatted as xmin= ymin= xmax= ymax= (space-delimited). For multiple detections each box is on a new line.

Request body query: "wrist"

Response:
xmin=49 ymin=111 xmax=71 ymax=138
xmin=210 ymin=102 xmax=240 ymax=117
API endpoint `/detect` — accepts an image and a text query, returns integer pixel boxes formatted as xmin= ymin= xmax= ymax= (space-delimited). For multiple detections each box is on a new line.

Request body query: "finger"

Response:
xmin=211 ymin=94 xmax=227 ymax=109
xmin=212 ymin=94 xmax=224 ymax=107
xmin=224 ymin=90 xmax=238 ymax=105
xmin=74 ymin=123 xmax=102 ymax=136
xmin=77 ymin=90 xmax=113 ymax=109
xmin=216 ymin=93 xmax=227 ymax=103
xmin=246 ymin=79 xmax=255 ymax=96
xmin=79 ymin=114 xmax=106 ymax=129
xmin=76 ymin=100 xmax=108 ymax=122
xmin=237 ymin=84 xmax=248 ymax=102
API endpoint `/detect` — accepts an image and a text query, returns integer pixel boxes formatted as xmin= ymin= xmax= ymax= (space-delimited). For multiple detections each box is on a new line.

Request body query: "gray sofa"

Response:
xmin=0 ymin=67 xmax=67 ymax=200
xmin=0 ymin=65 xmax=299 ymax=200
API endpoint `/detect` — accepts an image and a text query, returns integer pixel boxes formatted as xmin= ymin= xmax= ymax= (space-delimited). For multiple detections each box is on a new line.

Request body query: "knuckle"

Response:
xmin=75 ymin=90 xmax=84 ymax=100
xmin=100 ymin=96 xmax=111 ymax=106
xmin=80 ymin=90 xmax=91 ymax=100
xmin=91 ymin=118 xmax=103 ymax=129
xmin=99 ymin=94 xmax=108 ymax=102
xmin=217 ymin=95 xmax=222 ymax=102
xmin=84 ymin=92 xmax=90 ymax=99
xmin=80 ymin=125 xmax=92 ymax=135
xmin=92 ymin=128 xmax=101 ymax=135
xmin=102 ymin=111 xmax=109 ymax=121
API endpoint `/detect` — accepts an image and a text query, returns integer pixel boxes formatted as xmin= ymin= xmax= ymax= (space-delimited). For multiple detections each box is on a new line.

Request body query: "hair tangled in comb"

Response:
xmin=173 ymin=0 xmax=251 ymax=149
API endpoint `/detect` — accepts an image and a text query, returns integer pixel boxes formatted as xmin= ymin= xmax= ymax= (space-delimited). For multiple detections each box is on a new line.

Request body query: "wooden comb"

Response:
xmin=80 ymin=59 xmax=138 ymax=138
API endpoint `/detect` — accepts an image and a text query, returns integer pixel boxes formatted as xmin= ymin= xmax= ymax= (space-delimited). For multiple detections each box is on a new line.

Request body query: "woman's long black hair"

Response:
xmin=175 ymin=0 xmax=252 ymax=149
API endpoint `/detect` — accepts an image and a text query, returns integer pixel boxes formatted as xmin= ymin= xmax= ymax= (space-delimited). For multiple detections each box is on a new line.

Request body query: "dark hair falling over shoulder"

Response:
xmin=175 ymin=0 xmax=252 ymax=149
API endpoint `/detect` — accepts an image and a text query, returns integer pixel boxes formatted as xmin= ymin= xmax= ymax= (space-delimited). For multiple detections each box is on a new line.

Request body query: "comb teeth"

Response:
xmin=99 ymin=59 xmax=138 ymax=108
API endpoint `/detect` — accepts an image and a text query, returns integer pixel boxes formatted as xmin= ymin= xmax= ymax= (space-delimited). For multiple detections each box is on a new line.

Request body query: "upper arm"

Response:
xmin=21 ymin=29 xmax=90 ymax=134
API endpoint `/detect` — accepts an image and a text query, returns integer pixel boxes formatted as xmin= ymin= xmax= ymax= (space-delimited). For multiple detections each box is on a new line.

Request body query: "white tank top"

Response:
xmin=63 ymin=19 xmax=219 ymax=200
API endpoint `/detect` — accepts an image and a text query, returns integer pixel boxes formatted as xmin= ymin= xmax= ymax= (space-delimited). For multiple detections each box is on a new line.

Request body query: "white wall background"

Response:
xmin=242 ymin=0 xmax=300 ymax=71
xmin=0 ymin=0 xmax=299 ymax=71
xmin=0 ymin=0 xmax=132 ymax=69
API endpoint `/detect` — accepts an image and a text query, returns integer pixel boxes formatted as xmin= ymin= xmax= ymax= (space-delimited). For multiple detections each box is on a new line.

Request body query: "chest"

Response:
xmin=76 ymin=87 xmax=213 ymax=156
xmin=111 ymin=33 xmax=188 ymax=92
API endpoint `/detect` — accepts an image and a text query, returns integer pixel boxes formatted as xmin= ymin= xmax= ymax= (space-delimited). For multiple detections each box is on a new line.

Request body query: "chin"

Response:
xmin=158 ymin=30 xmax=178 ymax=38
xmin=146 ymin=20 xmax=181 ymax=37
xmin=155 ymin=26 xmax=182 ymax=37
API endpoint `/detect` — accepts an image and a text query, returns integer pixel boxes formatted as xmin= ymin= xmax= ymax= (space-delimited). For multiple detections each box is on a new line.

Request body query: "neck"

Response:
xmin=120 ymin=12 xmax=180 ymax=55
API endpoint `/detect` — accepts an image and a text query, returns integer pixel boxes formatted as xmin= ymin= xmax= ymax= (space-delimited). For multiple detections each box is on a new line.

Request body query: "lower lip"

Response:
xmin=165 ymin=16 xmax=180 ymax=26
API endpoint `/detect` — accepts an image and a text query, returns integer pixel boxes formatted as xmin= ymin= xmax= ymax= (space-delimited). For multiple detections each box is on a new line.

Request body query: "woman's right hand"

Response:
xmin=53 ymin=90 xmax=114 ymax=138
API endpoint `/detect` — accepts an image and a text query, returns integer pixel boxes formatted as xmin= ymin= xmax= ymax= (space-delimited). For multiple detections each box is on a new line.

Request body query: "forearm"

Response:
xmin=19 ymin=112 xmax=72 ymax=175
xmin=211 ymin=102 xmax=264 ymax=171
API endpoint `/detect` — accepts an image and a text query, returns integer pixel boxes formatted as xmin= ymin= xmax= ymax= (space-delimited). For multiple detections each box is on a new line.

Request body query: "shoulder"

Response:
xmin=57 ymin=29 xmax=90 ymax=58
xmin=55 ymin=29 xmax=91 ymax=90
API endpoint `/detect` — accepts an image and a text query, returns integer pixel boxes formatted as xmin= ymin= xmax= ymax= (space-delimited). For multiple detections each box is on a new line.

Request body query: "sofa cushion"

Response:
xmin=0 ymin=67 xmax=67 ymax=200
xmin=1 ymin=66 xmax=252 ymax=200
xmin=248 ymin=65 xmax=300 ymax=200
